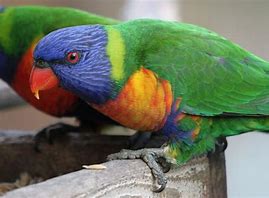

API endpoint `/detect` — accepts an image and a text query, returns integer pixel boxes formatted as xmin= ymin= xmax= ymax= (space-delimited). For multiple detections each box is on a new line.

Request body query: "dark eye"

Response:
xmin=66 ymin=51 xmax=80 ymax=64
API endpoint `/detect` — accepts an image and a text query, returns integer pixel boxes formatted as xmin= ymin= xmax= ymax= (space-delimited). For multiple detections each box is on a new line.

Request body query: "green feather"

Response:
xmin=111 ymin=19 xmax=269 ymax=116
xmin=105 ymin=19 xmax=269 ymax=164
xmin=0 ymin=6 xmax=118 ymax=58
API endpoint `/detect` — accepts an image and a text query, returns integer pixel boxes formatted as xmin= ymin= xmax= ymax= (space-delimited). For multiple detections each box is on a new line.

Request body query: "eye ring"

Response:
xmin=66 ymin=51 xmax=80 ymax=64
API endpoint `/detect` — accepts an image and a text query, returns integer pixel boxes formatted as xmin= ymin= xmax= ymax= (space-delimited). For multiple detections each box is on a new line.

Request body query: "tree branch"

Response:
xmin=0 ymin=130 xmax=227 ymax=197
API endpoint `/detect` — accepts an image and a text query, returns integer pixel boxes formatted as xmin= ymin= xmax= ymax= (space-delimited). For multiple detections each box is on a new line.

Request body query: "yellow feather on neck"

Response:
xmin=106 ymin=27 xmax=125 ymax=81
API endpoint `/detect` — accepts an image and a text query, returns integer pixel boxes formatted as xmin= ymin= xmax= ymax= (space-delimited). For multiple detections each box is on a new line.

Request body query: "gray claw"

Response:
xmin=34 ymin=122 xmax=79 ymax=152
xmin=158 ymin=157 xmax=171 ymax=173
xmin=107 ymin=148 xmax=169 ymax=192
xmin=153 ymin=181 xmax=167 ymax=193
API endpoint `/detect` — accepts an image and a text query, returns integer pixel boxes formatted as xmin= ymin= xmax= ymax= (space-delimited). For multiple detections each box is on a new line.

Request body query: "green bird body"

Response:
xmin=105 ymin=20 xmax=269 ymax=163
xmin=113 ymin=20 xmax=269 ymax=115
xmin=31 ymin=19 xmax=269 ymax=166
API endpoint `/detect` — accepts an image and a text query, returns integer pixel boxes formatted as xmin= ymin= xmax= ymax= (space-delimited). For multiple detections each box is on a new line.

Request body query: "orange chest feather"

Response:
xmin=93 ymin=68 xmax=173 ymax=131
xmin=11 ymin=42 xmax=78 ymax=117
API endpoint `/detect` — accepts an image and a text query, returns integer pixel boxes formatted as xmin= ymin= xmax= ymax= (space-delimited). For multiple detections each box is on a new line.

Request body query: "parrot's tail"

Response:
xmin=210 ymin=116 xmax=269 ymax=137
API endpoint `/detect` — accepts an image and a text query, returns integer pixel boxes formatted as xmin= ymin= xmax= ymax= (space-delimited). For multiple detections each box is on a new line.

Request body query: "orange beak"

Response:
xmin=30 ymin=66 xmax=59 ymax=100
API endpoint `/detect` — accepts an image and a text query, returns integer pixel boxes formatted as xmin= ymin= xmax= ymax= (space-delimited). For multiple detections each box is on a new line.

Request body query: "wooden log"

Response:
xmin=0 ymin=130 xmax=227 ymax=197
xmin=0 ymin=130 xmax=128 ymax=182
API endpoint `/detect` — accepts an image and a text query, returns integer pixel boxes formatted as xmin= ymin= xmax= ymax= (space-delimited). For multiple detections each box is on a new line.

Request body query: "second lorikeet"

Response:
xmin=0 ymin=6 xmax=119 ymax=144
xmin=30 ymin=19 xmax=269 ymax=191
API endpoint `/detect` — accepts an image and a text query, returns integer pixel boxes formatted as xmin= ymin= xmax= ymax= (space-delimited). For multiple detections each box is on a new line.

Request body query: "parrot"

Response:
xmin=0 ymin=5 xmax=119 ymax=147
xmin=29 ymin=19 xmax=269 ymax=191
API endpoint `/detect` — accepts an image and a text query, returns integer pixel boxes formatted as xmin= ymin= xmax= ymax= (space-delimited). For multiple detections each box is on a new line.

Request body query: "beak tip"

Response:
xmin=29 ymin=66 xmax=59 ymax=100
xmin=34 ymin=90 xmax=40 ymax=100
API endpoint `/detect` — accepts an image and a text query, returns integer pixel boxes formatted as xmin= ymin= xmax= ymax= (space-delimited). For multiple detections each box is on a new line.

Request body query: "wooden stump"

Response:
xmin=0 ymin=130 xmax=227 ymax=197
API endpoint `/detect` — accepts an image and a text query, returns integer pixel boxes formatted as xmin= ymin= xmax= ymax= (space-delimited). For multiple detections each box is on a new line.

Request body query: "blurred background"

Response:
xmin=0 ymin=0 xmax=268 ymax=197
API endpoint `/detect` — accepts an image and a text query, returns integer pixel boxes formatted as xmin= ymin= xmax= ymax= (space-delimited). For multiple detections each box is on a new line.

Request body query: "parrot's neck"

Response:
xmin=11 ymin=42 xmax=35 ymax=89
xmin=91 ymin=67 xmax=173 ymax=131
xmin=105 ymin=26 xmax=146 ymax=93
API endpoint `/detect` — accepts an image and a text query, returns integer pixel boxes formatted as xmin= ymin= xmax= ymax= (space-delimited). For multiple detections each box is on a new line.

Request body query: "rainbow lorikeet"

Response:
xmin=0 ymin=6 xmax=119 ymax=144
xmin=30 ymin=19 xmax=269 ymax=191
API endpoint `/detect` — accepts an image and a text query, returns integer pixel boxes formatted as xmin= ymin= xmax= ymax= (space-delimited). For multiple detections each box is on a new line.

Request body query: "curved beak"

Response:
xmin=30 ymin=66 xmax=59 ymax=100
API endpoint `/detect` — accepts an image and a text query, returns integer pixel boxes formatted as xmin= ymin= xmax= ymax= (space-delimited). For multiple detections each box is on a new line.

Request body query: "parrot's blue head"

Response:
xmin=32 ymin=25 xmax=112 ymax=104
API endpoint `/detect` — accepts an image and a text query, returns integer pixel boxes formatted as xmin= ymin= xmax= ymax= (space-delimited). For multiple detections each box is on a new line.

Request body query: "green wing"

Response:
xmin=0 ymin=6 xmax=118 ymax=56
xmin=137 ymin=21 xmax=269 ymax=116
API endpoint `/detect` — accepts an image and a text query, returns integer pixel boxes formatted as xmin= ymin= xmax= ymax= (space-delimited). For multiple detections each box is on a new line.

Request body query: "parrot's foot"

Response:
xmin=107 ymin=148 xmax=169 ymax=192
xmin=34 ymin=122 xmax=79 ymax=152
xmin=129 ymin=132 xmax=167 ymax=150
xmin=215 ymin=137 xmax=228 ymax=153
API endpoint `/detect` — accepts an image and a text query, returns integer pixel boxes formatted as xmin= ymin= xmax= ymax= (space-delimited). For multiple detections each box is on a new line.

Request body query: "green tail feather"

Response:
xmin=166 ymin=115 xmax=269 ymax=164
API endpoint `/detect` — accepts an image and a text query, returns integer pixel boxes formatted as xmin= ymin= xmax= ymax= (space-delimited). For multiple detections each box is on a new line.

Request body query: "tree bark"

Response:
xmin=0 ymin=130 xmax=227 ymax=198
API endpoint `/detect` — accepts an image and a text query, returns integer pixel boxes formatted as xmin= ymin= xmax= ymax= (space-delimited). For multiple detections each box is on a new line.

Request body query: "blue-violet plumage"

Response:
xmin=34 ymin=25 xmax=113 ymax=104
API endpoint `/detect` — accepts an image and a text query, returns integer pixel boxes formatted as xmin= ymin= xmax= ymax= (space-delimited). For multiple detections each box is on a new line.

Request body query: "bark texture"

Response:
xmin=0 ymin=130 xmax=227 ymax=198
